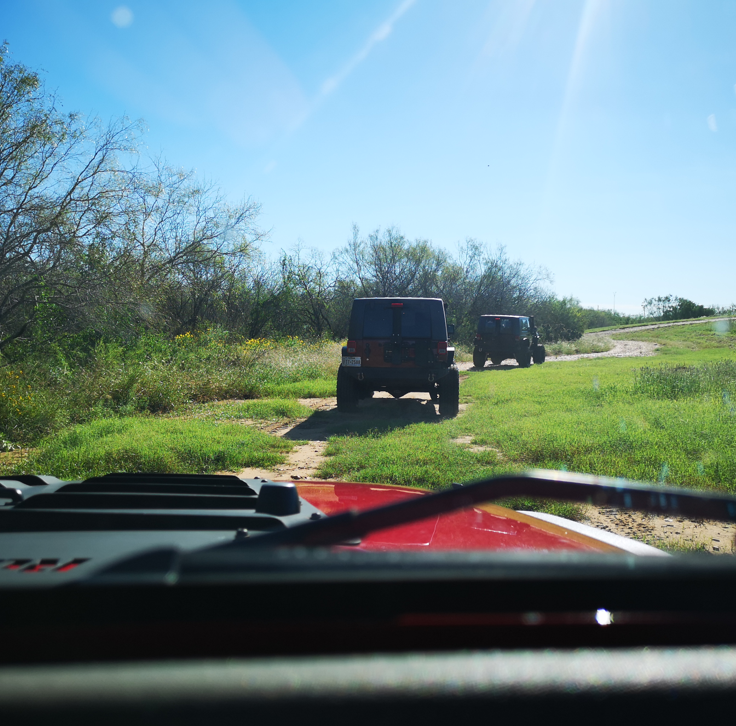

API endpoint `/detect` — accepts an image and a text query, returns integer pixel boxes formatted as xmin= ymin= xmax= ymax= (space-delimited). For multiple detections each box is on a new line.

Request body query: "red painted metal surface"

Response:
xmin=296 ymin=481 xmax=616 ymax=553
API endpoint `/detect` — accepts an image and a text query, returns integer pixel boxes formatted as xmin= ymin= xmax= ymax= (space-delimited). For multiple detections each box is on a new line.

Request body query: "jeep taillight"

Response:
xmin=437 ymin=341 xmax=448 ymax=359
xmin=347 ymin=340 xmax=356 ymax=353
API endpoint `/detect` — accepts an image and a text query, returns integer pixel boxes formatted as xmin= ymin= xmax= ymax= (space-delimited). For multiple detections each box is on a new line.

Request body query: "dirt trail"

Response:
xmin=237 ymin=319 xmax=736 ymax=554
xmin=456 ymin=336 xmax=659 ymax=370
xmin=238 ymin=391 xmax=469 ymax=481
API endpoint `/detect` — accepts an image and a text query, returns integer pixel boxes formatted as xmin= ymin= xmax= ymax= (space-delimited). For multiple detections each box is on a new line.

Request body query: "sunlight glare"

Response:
xmin=317 ymin=0 xmax=416 ymax=102
xmin=536 ymin=0 xmax=608 ymax=242
xmin=479 ymin=0 xmax=536 ymax=59
xmin=111 ymin=6 xmax=134 ymax=29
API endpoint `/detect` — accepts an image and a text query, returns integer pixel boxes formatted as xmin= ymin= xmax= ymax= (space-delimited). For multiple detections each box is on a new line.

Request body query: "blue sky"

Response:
xmin=3 ymin=0 xmax=736 ymax=312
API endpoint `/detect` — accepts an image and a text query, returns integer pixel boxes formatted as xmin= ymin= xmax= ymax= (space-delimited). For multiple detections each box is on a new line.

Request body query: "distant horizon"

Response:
xmin=3 ymin=0 xmax=735 ymax=311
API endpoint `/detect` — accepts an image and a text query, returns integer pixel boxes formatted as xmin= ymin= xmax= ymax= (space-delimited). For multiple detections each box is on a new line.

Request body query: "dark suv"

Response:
xmin=337 ymin=297 xmax=459 ymax=416
xmin=473 ymin=314 xmax=546 ymax=368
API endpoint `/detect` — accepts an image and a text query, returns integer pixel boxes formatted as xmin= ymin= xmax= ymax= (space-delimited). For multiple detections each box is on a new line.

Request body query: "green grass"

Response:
xmin=455 ymin=356 xmax=736 ymax=492
xmin=306 ymin=323 xmax=736 ymax=519
xmin=184 ymin=398 xmax=314 ymax=422
xmin=260 ymin=379 xmax=336 ymax=398
xmin=9 ymin=320 xmax=736 ymax=525
xmin=319 ymin=423 xmax=499 ymax=487
xmin=15 ymin=416 xmax=296 ymax=480
xmin=0 ymin=332 xmax=339 ymax=446
xmin=633 ymin=360 xmax=736 ymax=399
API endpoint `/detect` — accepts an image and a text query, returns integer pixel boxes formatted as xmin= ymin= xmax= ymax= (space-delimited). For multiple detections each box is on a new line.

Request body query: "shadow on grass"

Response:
xmin=283 ymin=396 xmax=442 ymax=442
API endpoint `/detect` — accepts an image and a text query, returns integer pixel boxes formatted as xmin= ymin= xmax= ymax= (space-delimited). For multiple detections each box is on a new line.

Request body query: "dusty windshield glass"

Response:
xmin=1 ymin=2 xmax=735 ymax=561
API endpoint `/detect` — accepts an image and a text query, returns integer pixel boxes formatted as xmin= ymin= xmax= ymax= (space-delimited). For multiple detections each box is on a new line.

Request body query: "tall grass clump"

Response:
xmin=1 ymin=329 xmax=340 ymax=445
xmin=16 ymin=416 xmax=296 ymax=480
xmin=545 ymin=338 xmax=613 ymax=356
xmin=249 ymin=337 xmax=341 ymax=397
xmin=633 ymin=361 xmax=736 ymax=400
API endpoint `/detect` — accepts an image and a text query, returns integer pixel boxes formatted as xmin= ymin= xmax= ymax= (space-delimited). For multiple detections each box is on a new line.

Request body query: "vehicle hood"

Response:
xmin=0 ymin=473 xmax=662 ymax=588
xmin=295 ymin=480 xmax=632 ymax=553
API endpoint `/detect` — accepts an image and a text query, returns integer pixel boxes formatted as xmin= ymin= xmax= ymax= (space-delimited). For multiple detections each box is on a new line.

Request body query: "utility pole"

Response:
xmin=613 ymin=292 xmax=616 ymax=314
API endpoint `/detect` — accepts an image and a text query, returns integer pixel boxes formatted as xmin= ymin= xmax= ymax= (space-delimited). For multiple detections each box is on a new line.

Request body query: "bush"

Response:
xmin=1 ymin=329 xmax=340 ymax=445
xmin=633 ymin=361 xmax=736 ymax=400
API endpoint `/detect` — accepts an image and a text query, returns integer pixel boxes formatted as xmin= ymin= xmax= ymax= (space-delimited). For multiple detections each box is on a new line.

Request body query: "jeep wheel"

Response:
xmin=337 ymin=367 xmax=359 ymax=412
xmin=438 ymin=368 xmax=460 ymax=417
xmin=473 ymin=351 xmax=486 ymax=369
xmin=516 ymin=351 xmax=532 ymax=368
xmin=532 ymin=345 xmax=546 ymax=364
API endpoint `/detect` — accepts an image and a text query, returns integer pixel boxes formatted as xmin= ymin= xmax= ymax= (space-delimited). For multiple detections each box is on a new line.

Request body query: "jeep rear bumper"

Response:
xmin=340 ymin=364 xmax=456 ymax=390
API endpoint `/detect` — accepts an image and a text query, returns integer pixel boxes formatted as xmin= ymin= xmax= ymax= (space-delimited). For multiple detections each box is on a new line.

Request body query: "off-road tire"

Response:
xmin=337 ymin=367 xmax=359 ymax=412
xmin=490 ymin=356 xmax=503 ymax=366
xmin=516 ymin=350 xmax=532 ymax=368
xmin=532 ymin=345 xmax=546 ymax=364
xmin=473 ymin=351 xmax=486 ymax=369
xmin=438 ymin=368 xmax=460 ymax=417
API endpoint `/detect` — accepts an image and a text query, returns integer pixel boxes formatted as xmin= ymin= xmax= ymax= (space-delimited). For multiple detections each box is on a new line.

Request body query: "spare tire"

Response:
xmin=438 ymin=368 xmax=460 ymax=417
xmin=337 ymin=367 xmax=359 ymax=412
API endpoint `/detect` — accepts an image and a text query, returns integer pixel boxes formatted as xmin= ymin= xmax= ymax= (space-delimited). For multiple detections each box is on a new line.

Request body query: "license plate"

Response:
xmin=342 ymin=356 xmax=361 ymax=367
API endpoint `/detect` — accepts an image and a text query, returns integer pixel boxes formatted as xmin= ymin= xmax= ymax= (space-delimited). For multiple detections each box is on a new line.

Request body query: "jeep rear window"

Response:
xmin=481 ymin=318 xmax=513 ymax=333
xmin=401 ymin=308 xmax=432 ymax=338
xmin=361 ymin=302 xmax=435 ymax=339
xmin=362 ymin=306 xmax=393 ymax=338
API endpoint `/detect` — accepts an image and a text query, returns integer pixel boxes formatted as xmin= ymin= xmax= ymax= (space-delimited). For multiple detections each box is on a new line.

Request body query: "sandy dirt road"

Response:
xmin=237 ymin=319 xmax=735 ymax=554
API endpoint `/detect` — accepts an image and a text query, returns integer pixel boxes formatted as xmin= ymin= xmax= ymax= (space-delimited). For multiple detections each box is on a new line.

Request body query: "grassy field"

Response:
xmin=5 ymin=321 xmax=736 ymax=523
xmin=25 ymin=417 xmax=298 ymax=480
xmin=313 ymin=321 xmax=736 ymax=515
xmin=0 ymin=332 xmax=340 ymax=448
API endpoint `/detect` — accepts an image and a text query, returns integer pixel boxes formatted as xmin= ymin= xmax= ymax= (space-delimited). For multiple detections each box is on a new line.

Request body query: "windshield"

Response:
xmin=1 ymin=2 xmax=735 ymax=564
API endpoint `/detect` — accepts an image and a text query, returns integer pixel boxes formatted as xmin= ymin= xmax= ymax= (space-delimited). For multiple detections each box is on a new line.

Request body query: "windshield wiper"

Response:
xmin=218 ymin=469 xmax=736 ymax=551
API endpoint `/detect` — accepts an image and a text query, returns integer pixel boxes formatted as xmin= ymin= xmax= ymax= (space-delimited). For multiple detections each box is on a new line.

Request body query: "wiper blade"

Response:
xmin=221 ymin=469 xmax=736 ymax=550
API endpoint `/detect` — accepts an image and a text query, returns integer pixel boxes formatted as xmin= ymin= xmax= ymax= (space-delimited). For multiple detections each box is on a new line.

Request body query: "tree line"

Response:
xmin=1 ymin=46 xmax=724 ymax=360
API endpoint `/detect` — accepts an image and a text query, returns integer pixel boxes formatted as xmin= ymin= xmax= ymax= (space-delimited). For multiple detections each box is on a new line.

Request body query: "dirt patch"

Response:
xmin=0 ymin=449 xmax=32 ymax=472
xmin=546 ymin=337 xmax=659 ymax=362
xmin=451 ymin=435 xmax=506 ymax=459
xmin=239 ymin=440 xmax=329 ymax=481
xmin=584 ymin=505 xmax=736 ymax=555
xmin=237 ymin=391 xmax=466 ymax=481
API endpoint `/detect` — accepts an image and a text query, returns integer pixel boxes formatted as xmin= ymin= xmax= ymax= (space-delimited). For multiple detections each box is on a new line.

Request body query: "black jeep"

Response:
xmin=337 ymin=297 xmax=459 ymax=416
xmin=473 ymin=314 xmax=546 ymax=369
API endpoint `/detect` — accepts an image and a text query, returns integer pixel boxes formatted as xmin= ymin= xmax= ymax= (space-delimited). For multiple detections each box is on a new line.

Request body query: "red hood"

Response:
xmin=295 ymin=480 xmax=623 ymax=553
